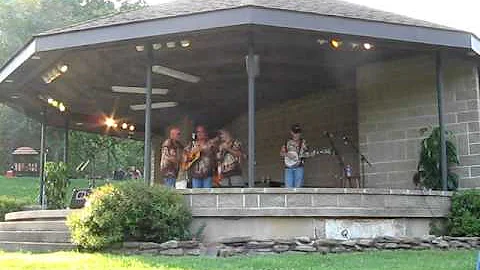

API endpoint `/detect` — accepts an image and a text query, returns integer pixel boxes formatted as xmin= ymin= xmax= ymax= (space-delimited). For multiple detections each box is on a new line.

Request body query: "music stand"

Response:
xmin=342 ymin=137 xmax=372 ymax=188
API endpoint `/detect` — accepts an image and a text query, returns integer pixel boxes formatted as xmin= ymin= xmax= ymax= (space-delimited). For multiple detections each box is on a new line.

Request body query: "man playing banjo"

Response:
xmin=280 ymin=124 xmax=309 ymax=188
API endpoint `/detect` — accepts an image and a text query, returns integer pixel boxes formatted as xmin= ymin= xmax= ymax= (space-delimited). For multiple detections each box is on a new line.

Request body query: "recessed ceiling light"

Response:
xmin=152 ymin=43 xmax=162 ymax=50
xmin=351 ymin=43 xmax=360 ymax=49
xmin=166 ymin=42 xmax=176 ymax=48
xmin=5 ymin=79 xmax=13 ymax=83
xmin=316 ymin=39 xmax=328 ymax=45
xmin=180 ymin=40 xmax=191 ymax=47
xmin=135 ymin=45 xmax=145 ymax=52
xmin=58 ymin=64 xmax=68 ymax=73
xmin=363 ymin=43 xmax=374 ymax=50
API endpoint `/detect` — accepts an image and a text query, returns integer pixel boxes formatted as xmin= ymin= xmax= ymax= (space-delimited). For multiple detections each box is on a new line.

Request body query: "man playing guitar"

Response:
xmin=183 ymin=125 xmax=216 ymax=188
xmin=280 ymin=124 xmax=309 ymax=188
xmin=216 ymin=129 xmax=244 ymax=187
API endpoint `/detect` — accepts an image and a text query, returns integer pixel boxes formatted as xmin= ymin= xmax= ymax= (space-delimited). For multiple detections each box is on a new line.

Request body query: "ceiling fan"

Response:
xmin=111 ymin=65 xmax=200 ymax=111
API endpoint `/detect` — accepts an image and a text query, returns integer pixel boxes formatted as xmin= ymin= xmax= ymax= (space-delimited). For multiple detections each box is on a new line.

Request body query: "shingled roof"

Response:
xmin=39 ymin=0 xmax=457 ymax=36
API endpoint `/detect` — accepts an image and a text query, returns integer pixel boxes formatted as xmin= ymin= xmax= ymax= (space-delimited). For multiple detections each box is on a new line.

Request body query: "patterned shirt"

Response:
xmin=284 ymin=138 xmax=308 ymax=167
xmin=160 ymin=139 xmax=183 ymax=178
xmin=184 ymin=141 xmax=216 ymax=179
xmin=217 ymin=139 xmax=243 ymax=177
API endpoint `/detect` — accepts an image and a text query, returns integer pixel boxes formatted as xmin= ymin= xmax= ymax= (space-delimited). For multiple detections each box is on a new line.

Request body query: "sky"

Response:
xmin=144 ymin=0 xmax=480 ymax=37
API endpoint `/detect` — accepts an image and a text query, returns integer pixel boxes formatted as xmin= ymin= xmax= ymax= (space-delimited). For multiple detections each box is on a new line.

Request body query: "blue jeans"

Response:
xmin=164 ymin=178 xmax=176 ymax=188
xmin=192 ymin=177 xmax=212 ymax=188
xmin=284 ymin=167 xmax=304 ymax=188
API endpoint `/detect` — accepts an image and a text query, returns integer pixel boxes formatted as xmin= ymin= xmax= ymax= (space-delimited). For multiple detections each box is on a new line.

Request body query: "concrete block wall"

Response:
xmin=357 ymin=54 xmax=480 ymax=189
xmin=226 ymin=85 xmax=359 ymax=187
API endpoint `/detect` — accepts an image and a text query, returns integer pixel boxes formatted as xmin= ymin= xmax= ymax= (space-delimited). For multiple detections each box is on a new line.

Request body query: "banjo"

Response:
xmin=284 ymin=148 xmax=333 ymax=168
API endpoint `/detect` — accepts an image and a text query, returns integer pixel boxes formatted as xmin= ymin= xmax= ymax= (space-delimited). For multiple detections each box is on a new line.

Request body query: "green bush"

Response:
xmin=67 ymin=181 xmax=192 ymax=250
xmin=45 ymin=162 xmax=70 ymax=209
xmin=447 ymin=190 xmax=480 ymax=236
xmin=0 ymin=196 xmax=27 ymax=221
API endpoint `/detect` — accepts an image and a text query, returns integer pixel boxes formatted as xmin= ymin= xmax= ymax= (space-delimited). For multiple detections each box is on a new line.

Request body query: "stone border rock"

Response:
xmin=109 ymin=236 xmax=479 ymax=257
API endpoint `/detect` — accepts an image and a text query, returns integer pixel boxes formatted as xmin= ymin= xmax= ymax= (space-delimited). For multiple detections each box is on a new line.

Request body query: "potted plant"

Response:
xmin=413 ymin=127 xmax=459 ymax=191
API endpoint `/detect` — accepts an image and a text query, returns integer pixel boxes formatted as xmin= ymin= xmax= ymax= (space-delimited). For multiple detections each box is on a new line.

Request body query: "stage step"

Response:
xmin=0 ymin=231 xmax=70 ymax=243
xmin=0 ymin=210 xmax=76 ymax=252
xmin=0 ymin=241 xmax=75 ymax=252
xmin=0 ymin=221 xmax=67 ymax=231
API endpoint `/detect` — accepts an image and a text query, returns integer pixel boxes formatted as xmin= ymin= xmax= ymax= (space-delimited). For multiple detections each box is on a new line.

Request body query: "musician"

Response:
xmin=184 ymin=125 xmax=216 ymax=188
xmin=280 ymin=124 xmax=309 ymax=188
xmin=216 ymin=129 xmax=244 ymax=187
xmin=159 ymin=127 xmax=184 ymax=188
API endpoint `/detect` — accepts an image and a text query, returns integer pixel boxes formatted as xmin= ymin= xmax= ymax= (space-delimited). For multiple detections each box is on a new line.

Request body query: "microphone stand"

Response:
xmin=343 ymin=136 xmax=372 ymax=188
xmin=323 ymin=132 xmax=346 ymax=185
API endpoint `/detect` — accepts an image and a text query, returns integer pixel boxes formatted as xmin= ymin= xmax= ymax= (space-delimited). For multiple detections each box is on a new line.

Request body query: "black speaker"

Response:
xmin=69 ymin=188 xmax=92 ymax=209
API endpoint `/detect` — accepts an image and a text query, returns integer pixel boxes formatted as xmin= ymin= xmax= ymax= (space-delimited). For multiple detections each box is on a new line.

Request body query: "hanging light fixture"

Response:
xmin=330 ymin=39 xmax=342 ymax=49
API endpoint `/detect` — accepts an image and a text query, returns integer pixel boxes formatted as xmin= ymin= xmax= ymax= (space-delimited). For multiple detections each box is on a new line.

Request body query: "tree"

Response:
xmin=0 ymin=0 xmax=147 ymax=173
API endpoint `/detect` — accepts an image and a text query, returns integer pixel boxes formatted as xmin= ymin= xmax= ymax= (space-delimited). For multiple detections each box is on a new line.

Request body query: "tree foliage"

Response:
xmin=0 ymin=0 xmax=147 ymax=175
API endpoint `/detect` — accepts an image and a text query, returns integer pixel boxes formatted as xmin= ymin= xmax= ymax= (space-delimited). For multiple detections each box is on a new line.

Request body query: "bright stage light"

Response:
xmin=105 ymin=117 xmax=116 ymax=127
xmin=129 ymin=125 xmax=135 ymax=131
xmin=58 ymin=103 xmax=66 ymax=112
xmin=330 ymin=39 xmax=342 ymax=49
xmin=121 ymin=123 xmax=128 ymax=129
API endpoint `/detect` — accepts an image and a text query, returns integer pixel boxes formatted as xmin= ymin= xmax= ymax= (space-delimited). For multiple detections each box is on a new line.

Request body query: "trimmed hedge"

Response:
xmin=67 ymin=181 xmax=192 ymax=250
xmin=447 ymin=189 xmax=480 ymax=236
xmin=0 ymin=196 xmax=27 ymax=221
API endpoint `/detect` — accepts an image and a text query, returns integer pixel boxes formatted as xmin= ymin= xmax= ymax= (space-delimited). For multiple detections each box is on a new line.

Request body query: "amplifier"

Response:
xmin=69 ymin=188 xmax=92 ymax=209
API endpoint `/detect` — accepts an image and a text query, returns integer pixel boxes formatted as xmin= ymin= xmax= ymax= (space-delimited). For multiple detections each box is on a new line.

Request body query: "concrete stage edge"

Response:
xmin=5 ymin=188 xmax=451 ymax=243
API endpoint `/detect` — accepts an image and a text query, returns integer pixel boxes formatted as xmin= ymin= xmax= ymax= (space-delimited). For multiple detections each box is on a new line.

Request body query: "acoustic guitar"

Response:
xmin=182 ymin=149 xmax=201 ymax=170
xmin=284 ymin=147 xmax=333 ymax=168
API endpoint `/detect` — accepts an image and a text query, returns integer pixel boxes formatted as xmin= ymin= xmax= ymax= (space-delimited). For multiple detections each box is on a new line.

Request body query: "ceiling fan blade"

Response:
xmin=112 ymin=86 xmax=169 ymax=95
xmin=130 ymin=102 xmax=178 ymax=111
xmin=152 ymin=65 xmax=200 ymax=83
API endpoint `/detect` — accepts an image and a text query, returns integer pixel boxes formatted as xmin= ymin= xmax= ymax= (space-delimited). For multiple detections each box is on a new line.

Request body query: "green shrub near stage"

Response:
xmin=447 ymin=189 xmax=480 ymax=236
xmin=0 ymin=196 xmax=27 ymax=221
xmin=67 ymin=181 xmax=192 ymax=250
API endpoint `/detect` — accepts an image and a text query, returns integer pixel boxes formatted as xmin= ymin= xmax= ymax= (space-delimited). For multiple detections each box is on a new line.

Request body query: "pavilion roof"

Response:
xmin=39 ymin=0 xmax=457 ymax=37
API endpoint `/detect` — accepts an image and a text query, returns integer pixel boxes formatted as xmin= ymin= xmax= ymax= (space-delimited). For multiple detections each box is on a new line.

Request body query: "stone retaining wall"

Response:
xmin=112 ymin=236 xmax=480 ymax=257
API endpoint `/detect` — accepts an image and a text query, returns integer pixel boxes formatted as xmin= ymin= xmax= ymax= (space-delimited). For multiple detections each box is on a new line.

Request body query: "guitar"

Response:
xmin=284 ymin=148 xmax=333 ymax=168
xmin=182 ymin=148 xmax=201 ymax=170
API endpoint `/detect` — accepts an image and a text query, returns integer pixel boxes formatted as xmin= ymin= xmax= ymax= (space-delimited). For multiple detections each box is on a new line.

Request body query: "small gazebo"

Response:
xmin=12 ymin=147 xmax=39 ymax=177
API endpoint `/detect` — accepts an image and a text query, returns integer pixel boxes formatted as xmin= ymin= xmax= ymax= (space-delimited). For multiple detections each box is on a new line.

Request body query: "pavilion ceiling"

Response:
xmin=0 ymin=25 xmax=437 ymax=136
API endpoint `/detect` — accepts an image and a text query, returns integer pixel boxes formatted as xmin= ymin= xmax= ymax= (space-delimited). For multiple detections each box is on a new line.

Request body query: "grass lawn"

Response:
xmin=0 ymin=176 xmax=107 ymax=205
xmin=0 ymin=250 xmax=476 ymax=270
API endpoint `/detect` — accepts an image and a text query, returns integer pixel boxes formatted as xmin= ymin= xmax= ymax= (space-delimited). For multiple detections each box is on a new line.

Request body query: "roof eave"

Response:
xmin=1 ymin=6 xmax=479 ymax=83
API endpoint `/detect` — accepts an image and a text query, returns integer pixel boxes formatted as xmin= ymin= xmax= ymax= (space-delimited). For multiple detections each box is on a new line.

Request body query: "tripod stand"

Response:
xmin=342 ymin=136 xmax=372 ymax=188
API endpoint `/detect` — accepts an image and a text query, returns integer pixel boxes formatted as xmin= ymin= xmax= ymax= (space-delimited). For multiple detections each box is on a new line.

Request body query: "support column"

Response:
xmin=63 ymin=117 xmax=69 ymax=164
xmin=39 ymin=107 xmax=47 ymax=208
xmin=246 ymin=45 xmax=257 ymax=188
xmin=436 ymin=51 xmax=448 ymax=191
xmin=143 ymin=44 xmax=153 ymax=185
